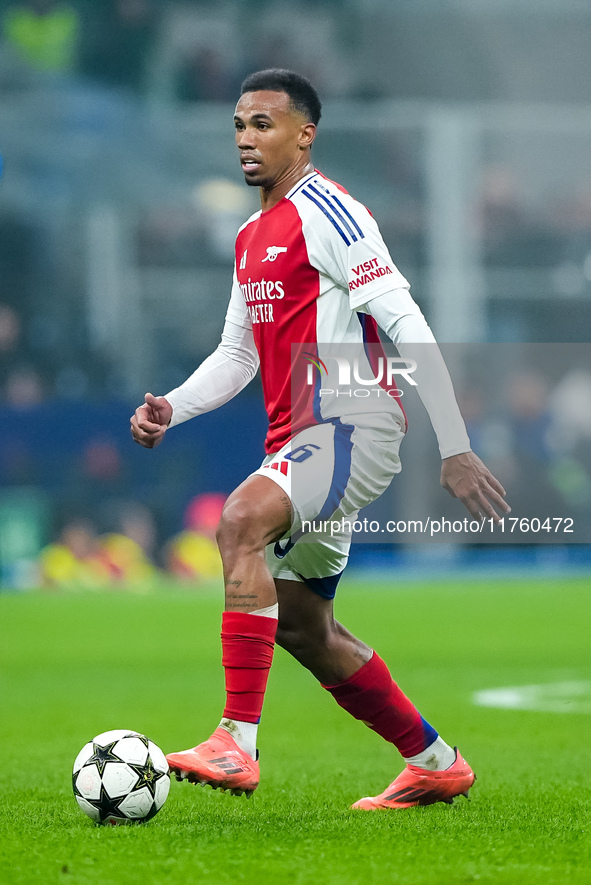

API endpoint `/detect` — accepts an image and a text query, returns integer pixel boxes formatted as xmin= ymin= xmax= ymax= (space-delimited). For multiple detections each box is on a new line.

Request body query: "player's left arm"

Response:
xmin=340 ymin=200 xmax=508 ymax=521
xmin=298 ymin=186 xmax=509 ymax=520
xmin=364 ymin=289 xmax=510 ymax=522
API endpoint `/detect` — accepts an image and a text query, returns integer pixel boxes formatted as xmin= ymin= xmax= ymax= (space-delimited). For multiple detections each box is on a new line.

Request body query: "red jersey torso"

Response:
xmin=232 ymin=171 xmax=410 ymax=452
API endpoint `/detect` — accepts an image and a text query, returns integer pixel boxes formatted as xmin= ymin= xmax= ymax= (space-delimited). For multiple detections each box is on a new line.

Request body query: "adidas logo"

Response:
xmin=209 ymin=755 xmax=245 ymax=774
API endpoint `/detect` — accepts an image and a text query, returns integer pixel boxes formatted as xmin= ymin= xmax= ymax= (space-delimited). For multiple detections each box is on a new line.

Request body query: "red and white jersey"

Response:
xmin=226 ymin=170 xmax=411 ymax=453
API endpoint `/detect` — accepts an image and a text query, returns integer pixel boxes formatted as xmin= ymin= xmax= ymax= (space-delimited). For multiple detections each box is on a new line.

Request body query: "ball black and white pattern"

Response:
xmin=73 ymin=729 xmax=170 ymax=825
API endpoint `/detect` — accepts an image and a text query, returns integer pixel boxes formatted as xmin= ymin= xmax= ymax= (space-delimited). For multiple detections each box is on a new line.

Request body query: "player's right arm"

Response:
xmin=130 ymin=272 xmax=259 ymax=449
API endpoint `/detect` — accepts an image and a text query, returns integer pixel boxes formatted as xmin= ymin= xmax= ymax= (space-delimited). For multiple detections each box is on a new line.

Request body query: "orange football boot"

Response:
xmin=166 ymin=727 xmax=259 ymax=797
xmin=352 ymin=748 xmax=475 ymax=810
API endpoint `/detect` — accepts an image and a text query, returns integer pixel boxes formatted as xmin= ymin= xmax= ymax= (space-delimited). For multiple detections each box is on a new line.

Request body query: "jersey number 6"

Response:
xmin=284 ymin=444 xmax=321 ymax=463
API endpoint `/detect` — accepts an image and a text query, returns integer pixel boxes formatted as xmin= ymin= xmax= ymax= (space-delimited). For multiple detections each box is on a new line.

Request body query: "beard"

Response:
xmin=243 ymin=171 xmax=274 ymax=189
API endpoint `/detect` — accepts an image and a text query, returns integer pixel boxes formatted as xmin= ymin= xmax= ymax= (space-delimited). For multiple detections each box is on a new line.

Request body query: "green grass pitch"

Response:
xmin=1 ymin=576 xmax=590 ymax=885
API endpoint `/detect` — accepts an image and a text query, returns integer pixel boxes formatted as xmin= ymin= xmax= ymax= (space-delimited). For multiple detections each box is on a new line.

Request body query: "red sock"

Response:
xmin=322 ymin=652 xmax=438 ymax=757
xmin=221 ymin=611 xmax=277 ymax=724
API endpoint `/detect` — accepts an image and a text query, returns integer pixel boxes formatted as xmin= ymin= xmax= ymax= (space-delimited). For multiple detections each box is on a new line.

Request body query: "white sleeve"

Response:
xmin=165 ymin=271 xmax=259 ymax=427
xmin=295 ymin=178 xmax=409 ymax=310
xmin=345 ymin=215 xmax=411 ymax=310
xmin=294 ymin=184 xmax=410 ymax=308
xmin=363 ymin=288 xmax=472 ymax=459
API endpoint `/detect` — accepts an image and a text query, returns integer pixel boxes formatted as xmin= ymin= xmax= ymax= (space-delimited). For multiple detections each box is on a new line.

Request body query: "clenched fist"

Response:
xmin=130 ymin=392 xmax=173 ymax=448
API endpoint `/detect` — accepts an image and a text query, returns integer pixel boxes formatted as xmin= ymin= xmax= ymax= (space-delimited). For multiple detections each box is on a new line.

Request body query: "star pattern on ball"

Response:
xmin=129 ymin=757 xmax=161 ymax=798
xmin=86 ymin=741 xmax=122 ymax=777
xmin=96 ymin=784 xmax=127 ymax=823
xmin=73 ymin=733 xmax=170 ymax=826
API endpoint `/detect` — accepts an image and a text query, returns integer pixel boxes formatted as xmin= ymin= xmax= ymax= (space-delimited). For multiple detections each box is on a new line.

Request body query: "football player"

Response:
xmin=131 ymin=69 xmax=510 ymax=810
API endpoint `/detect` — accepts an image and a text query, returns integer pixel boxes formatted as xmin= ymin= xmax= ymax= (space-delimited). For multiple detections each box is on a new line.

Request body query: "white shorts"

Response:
xmin=250 ymin=414 xmax=404 ymax=598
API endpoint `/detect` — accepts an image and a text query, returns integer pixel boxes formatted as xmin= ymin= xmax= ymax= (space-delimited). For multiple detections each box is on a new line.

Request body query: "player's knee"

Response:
xmin=216 ymin=498 xmax=267 ymax=558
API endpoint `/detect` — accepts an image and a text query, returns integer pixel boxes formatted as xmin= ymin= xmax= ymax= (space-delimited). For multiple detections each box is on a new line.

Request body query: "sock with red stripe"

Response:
xmin=322 ymin=651 xmax=446 ymax=762
xmin=218 ymin=610 xmax=278 ymax=759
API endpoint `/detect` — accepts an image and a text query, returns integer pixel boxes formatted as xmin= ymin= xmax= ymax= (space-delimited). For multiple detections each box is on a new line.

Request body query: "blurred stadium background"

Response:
xmin=0 ymin=0 xmax=590 ymax=588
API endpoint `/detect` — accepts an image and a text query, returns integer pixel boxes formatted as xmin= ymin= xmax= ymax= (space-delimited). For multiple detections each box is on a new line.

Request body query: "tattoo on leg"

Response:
xmin=225 ymin=580 xmax=243 ymax=588
xmin=226 ymin=593 xmax=257 ymax=600
xmin=226 ymin=602 xmax=260 ymax=610
xmin=226 ymin=590 xmax=258 ymax=610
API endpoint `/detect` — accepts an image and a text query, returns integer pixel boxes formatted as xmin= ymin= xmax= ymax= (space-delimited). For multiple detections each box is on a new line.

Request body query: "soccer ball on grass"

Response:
xmin=73 ymin=729 xmax=170 ymax=825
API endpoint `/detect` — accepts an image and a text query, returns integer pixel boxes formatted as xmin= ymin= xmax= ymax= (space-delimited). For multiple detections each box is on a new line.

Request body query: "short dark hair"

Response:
xmin=240 ymin=69 xmax=322 ymax=126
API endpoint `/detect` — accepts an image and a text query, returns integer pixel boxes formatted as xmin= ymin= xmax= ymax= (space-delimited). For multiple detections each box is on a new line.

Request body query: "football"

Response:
xmin=72 ymin=729 xmax=170 ymax=825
